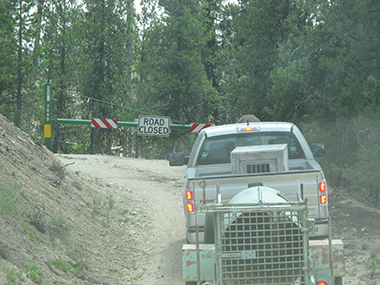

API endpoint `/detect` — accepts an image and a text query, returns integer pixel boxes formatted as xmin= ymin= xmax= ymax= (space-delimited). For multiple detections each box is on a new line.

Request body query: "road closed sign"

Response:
xmin=137 ymin=115 xmax=171 ymax=137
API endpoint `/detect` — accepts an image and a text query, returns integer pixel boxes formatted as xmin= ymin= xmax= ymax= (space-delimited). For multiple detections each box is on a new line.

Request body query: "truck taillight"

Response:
xmin=186 ymin=203 xmax=194 ymax=213
xmin=320 ymin=194 xmax=327 ymax=204
xmin=186 ymin=190 xmax=193 ymax=200
xmin=186 ymin=190 xmax=194 ymax=212
xmin=237 ymin=125 xmax=260 ymax=132
xmin=319 ymin=181 xmax=327 ymax=204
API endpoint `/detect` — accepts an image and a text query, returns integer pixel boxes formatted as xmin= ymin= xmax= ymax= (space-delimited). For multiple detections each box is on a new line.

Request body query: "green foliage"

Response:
xmin=92 ymin=194 xmax=117 ymax=228
xmin=92 ymin=199 xmax=104 ymax=217
xmin=2 ymin=262 xmax=25 ymax=285
xmin=26 ymin=263 xmax=43 ymax=284
xmin=366 ymin=252 xmax=380 ymax=278
xmin=274 ymin=0 xmax=380 ymax=121
xmin=300 ymin=105 xmax=380 ymax=206
xmin=66 ymin=244 xmax=87 ymax=274
xmin=6 ymin=269 xmax=17 ymax=284
xmin=118 ymin=209 xmax=131 ymax=225
xmin=0 ymin=0 xmax=17 ymax=92
xmin=52 ymin=217 xmax=71 ymax=232
xmin=340 ymin=106 xmax=380 ymax=203
xmin=51 ymin=258 xmax=72 ymax=274
xmin=21 ymin=222 xmax=44 ymax=243
xmin=49 ymin=217 xmax=71 ymax=247
xmin=0 ymin=183 xmax=21 ymax=217
xmin=49 ymin=258 xmax=84 ymax=275
xmin=137 ymin=0 xmax=219 ymax=124
xmin=76 ymin=0 xmax=135 ymax=154
xmin=218 ymin=0 xmax=308 ymax=120
xmin=135 ymin=131 xmax=197 ymax=159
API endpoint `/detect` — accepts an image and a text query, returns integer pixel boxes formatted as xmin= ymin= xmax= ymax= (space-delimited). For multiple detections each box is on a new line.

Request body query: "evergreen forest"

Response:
xmin=0 ymin=0 xmax=380 ymax=203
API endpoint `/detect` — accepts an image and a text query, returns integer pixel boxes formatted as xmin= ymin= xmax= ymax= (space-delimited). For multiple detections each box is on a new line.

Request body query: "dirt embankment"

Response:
xmin=0 ymin=113 xmax=380 ymax=284
xmin=0 ymin=113 xmax=186 ymax=284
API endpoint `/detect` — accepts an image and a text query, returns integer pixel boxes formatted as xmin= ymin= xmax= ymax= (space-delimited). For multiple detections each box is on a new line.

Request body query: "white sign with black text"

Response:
xmin=137 ymin=115 xmax=171 ymax=137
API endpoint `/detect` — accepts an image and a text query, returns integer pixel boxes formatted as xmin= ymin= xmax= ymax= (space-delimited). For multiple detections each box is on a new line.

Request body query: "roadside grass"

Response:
xmin=21 ymin=222 xmax=44 ymax=243
xmin=0 ymin=183 xmax=22 ymax=217
xmin=91 ymin=194 xmax=117 ymax=228
xmin=48 ymin=257 xmax=85 ymax=275
xmin=2 ymin=263 xmax=25 ymax=285
xmin=118 ymin=209 xmax=131 ymax=225
xmin=26 ymin=262 xmax=43 ymax=284
xmin=3 ymin=261 xmax=44 ymax=285
xmin=366 ymin=252 xmax=380 ymax=278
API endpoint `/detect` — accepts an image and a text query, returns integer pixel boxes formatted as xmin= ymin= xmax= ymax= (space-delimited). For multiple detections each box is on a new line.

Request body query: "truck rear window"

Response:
xmin=196 ymin=132 xmax=305 ymax=165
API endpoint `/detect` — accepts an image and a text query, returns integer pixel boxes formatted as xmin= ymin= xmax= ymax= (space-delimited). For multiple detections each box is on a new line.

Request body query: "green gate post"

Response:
xmin=44 ymin=84 xmax=53 ymax=151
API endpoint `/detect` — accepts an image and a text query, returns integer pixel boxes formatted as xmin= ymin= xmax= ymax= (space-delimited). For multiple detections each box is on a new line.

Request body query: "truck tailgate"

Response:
xmin=188 ymin=170 xmax=322 ymax=219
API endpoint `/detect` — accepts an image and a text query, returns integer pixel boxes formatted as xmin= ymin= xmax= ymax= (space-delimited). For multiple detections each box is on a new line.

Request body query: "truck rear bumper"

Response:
xmin=311 ymin=219 xmax=329 ymax=238
xmin=186 ymin=227 xmax=204 ymax=244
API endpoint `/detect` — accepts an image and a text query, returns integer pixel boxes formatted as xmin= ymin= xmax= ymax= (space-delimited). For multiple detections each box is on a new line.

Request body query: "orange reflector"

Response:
xmin=186 ymin=203 xmax=194 ymax=213
xmin=186 ymin=190 xmax=193 ymax=200
xmin=245 ymin=127 xmax=253 ymax=131
xmin=317 ymin=281 xmax=327 ymax=285
xmin=319 ymin=182 xmax=326 ymax=191
xmin=320 ymin=194 xmax=327 ymax=204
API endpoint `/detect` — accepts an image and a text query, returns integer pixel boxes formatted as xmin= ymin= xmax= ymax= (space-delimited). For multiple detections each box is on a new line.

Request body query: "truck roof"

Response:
xmin=202 ymin=122 xmax=295 ymax=137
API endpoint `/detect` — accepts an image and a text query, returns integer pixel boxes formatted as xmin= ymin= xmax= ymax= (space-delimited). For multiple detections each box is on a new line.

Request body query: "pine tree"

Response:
xmin=79 ymin=0 xmax=136 ymax=153
xmin=138 ymin=0 xmax=217 ymax=123
xmin=0 ymin=0 xmax=18 ymax=118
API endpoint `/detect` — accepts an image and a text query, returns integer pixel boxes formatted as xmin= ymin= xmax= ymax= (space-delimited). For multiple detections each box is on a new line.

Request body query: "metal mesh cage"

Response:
xmin=214 ymin=205 xmax=309 ymax=285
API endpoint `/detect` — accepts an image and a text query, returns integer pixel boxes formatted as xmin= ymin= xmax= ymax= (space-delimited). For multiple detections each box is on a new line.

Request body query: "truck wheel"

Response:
xmin=204 ymin=213 xmax=214 ymax=244
xmin=334 ymin=277 xmax=343 ymax=285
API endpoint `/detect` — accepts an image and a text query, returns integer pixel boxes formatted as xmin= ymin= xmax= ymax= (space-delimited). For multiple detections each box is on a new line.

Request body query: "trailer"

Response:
xmin=182 ymin=186 xmax=345 ymax=285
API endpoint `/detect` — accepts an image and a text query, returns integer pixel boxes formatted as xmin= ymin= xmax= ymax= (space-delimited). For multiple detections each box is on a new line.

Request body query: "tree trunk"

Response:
xmin=53 ymin=1 xmax=67 ymax=153
xmin=15 ymin=0 xmax=23 ymax=127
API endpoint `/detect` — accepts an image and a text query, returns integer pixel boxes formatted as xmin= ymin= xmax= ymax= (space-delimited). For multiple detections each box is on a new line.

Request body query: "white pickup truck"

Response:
xmin=170 ymin=121 xmax=328 ymax=244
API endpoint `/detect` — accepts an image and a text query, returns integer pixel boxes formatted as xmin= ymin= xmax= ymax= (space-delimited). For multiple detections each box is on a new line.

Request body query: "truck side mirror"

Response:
xmin=310 ymin=143 xmax=326 ymax=157
xmin=169 ymin=152 xmax=188 ymax=166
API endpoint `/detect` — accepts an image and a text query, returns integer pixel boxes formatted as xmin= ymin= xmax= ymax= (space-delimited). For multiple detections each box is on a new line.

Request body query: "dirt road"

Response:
xmin=57 ymin=154 xmax=187 ymax=284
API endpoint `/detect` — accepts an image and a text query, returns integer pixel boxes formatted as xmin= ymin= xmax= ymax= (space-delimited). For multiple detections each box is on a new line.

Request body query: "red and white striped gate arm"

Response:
xmin=190 ymin=123 xmax=213 ymax=133
xmin=91 ymin=118 xmax=118 ymax=129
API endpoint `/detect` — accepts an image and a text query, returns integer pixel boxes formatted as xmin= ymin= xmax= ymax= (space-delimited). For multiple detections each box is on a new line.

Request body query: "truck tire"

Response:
xmin=334 ymin=277 xmax=343 ymax=285
xmin=204 ymin=213 xmax=214 ymax=244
